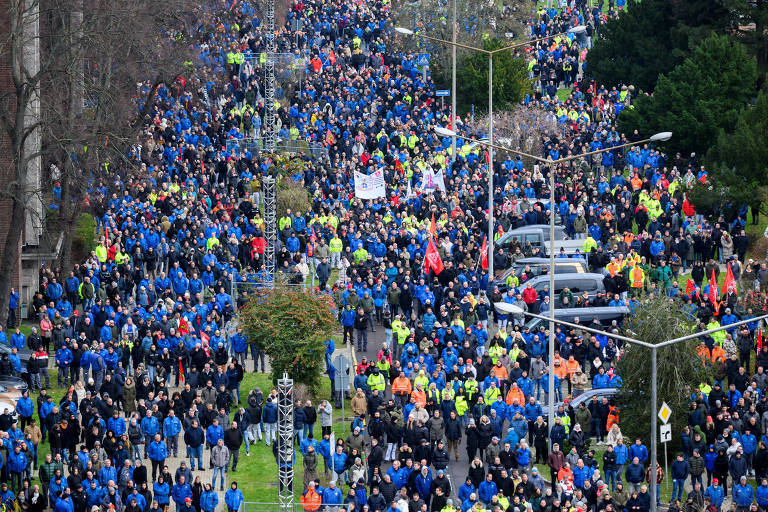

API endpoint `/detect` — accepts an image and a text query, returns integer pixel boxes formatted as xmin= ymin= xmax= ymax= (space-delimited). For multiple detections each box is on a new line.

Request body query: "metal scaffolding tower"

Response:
xmin=277 ymin=373 xmax=295 ymax=512
xmin=264 ymin=0 xmax=276 ymax=152
xmin=262 ymin=176 xmax=277 ymax=287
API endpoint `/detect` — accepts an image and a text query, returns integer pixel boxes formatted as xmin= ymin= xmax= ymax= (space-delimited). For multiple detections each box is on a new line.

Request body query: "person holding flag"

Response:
xmin=424 ymin=239 xmax=444 ymax=276
xmin=709 ymin=268 xmax=721 ymax=315
xmin=479 ymin=235 xmax=489 ymax=273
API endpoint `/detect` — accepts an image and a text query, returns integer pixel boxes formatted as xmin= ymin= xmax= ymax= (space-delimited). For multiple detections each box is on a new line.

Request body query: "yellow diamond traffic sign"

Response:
xmin=658 ymin=402 xmax=672 ymax=424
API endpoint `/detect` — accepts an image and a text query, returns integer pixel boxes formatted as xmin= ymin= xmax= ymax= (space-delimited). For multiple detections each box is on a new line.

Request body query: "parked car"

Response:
xmin=492 ymin=257 xmax=588 ymax=292
xmin=521 ymin=306 xmax=631 ymax=332
xmin=0 ymin=375 xmax=28 ymax=392
xmin=542 ymin=387 xmax=620 ymax=417
xmin=496 ymin=225 xmax=568 ymax=254
xmin=523 ymin=273 xmax=607 ymax=306
xmin=0 ymin=383 xmax=22 ymax=417
xmin=0 ymin=344 xmax=32 ymax=368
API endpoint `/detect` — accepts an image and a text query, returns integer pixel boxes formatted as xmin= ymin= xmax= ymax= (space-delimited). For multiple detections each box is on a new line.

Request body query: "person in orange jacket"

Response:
xmin=300 ymin=482 xmax=322 ymax=511
xmin=411 ymin=384 xmax=427 ymax=408
xmin=392 ymin=371 xmax=412 ymax=408
xmin=505 ymin=383 xmax=525 ymax=406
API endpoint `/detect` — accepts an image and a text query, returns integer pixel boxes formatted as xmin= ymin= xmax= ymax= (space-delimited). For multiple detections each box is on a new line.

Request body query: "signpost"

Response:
xmin=333 ymin=354 xmax=351 ymax=432
xmin=436 ymin=89 xmax=450 ymax=109
xmin=659 ymin=402 xmax=672 ymax=490
xmin=417 ymin=54 xmax=430 ymax=82
xmin=658 ymin=402 xmax=672 ymax=424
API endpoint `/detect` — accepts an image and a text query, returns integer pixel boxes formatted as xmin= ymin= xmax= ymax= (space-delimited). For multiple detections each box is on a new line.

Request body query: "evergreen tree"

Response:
xmin=616 ymin=295 xmax=712 ymax=452
xmin=706 ymin=90 xmax=768 ymax=217
xmin=456 ymin=38 xmax=531 ymax=115
xmin=617 ymin=34 xmax=757 ymax=157
xmin=586 ymin=0 xmax=730 ymax=91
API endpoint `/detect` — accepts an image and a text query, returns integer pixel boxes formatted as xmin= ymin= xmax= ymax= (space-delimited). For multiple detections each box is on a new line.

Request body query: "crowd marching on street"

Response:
xmin=1 ymin=0 xmax=767 ymax=512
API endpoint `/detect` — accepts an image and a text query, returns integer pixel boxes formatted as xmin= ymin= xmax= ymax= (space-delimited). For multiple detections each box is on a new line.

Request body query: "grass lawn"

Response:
xmin=233 ymin=371 xmax=357 ymax=502
xmin=20 ymin=363 xmax=356 ymax=503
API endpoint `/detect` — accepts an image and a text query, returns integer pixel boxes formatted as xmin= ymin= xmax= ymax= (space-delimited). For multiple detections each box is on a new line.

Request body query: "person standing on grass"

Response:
xmin=225 ymin=482 xmax=244 ymax=512
xmin=211 ymin=438 xmax=230 ymax=492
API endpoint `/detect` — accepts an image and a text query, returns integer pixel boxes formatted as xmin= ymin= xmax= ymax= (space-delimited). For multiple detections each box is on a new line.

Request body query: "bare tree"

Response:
xmin=466 ymin=104 xmax=561 ymax=161
xmin=0 ymin=0 xmax=194 ymax=325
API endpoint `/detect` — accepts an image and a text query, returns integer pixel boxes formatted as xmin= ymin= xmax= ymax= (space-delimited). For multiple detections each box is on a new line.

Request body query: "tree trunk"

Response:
xmin=57 ymin=167 xmax=76 ymax=272
xmin=0 ymin=193 xmax=27 ymax=327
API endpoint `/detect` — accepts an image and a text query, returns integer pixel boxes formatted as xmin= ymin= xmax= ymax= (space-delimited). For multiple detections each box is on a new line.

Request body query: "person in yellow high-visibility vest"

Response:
xmin=629 ymin=265 xmax=645 ymax=295
xmin=95 ymin=244 xmax=108 ymax=264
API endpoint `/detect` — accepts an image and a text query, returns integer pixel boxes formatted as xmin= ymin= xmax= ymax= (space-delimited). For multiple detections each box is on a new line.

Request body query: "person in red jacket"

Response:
xmin=522 ymin=284 xmax=538 ymax=307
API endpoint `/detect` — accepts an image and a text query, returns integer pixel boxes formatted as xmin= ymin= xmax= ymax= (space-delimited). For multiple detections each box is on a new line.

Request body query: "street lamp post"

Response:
xmin=496 ymin=302 xmax=768 ymax=512
xmin=451 ymin=0 xmax=457 ymax=164
xmin=396 ymin=25 xmax=586 ymax=281
xmin=436 ymin=126 xmax=672 ymax=448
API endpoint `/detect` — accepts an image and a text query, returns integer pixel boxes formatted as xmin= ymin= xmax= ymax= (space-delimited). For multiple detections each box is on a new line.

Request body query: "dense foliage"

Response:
xmin=705 ymin=90 xmax=768 ymax=217
xmin=586 ymin=0 xmax=730 ymax=91
xmin=616 ymin=295 xmax=711 ymax=453
xmin=618 ymin=34 xmax=757 ymax=158
xmin=239 ymin=286 xmax=337 ymax=392
xmin=456 ymin=38 xmax=531 ymax=115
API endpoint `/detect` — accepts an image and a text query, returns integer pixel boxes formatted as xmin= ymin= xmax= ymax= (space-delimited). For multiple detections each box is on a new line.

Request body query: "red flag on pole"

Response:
xmin=709 ymin=269 xmax=720 ymax=314
xmin=430 ymin=213 xmax=437 ymax=237
xmin=758 ymin=328 xmax=763 ymax=353
xmin=480 ymin=235 xmax=488 ymax=270
xmin=709 ymin=269 xmax=719 ymax=305
xmin=685 ymin=279 xmax=695 ymax=296
xmin=104 ymin=226 xmax=110 ymax=249
xmin=178 ymin=360 xmax=185 ymax=382
xmin=424 ymin=239 xmax=444 ymax=275
xmin=395 ymin=159 xmax=404 ymax=175
xmin=721 ymin=264 xmax=736 ymax=296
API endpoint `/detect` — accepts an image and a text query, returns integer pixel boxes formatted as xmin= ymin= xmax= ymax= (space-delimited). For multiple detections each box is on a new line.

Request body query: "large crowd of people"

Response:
xmin=0 ymin=0 xmax=766 ymax=511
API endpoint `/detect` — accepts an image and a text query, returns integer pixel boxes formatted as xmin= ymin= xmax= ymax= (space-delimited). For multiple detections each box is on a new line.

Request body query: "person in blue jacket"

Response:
xmin=200 ymin=483 xmax=218 ymax=512
xmin=10 ymin=328 xmax=25 ymax=350
xmin=331 ymin=445 xmax=349 ymax=487
xmin=15 ymin=390 xmax=34 ymax=430
xmin=705 ymin=478 xmax=725 ymax=510
xmin=56 ymin=344 xmax=73 ymax=388
xmin=147 ymin=434 xmax=168 ymax=481
xmin=630 ymin=438 xmax=649 ymax=464
xmin=53 ymin=491 xmax=74 ymax=512
xmin=478 ymin=473 xmax=497 ymax=504
xmin=172 ymin=475 xmax=193 ymax=510
xmin=231 ymin=328 xmax=248 ymax=366
xmin=341 ymin=304 xmax=356 ymax=344
xmin=8 ymin=445 xmax=27 ymax=493
xmin=153 ymin=476 xmax=171 ymax=508
xmin=225 ymin=482 xmax=244 ymax=512
xmin=321 ymin=480 xmax=342 ymax=508
xmin=592 ymin=367 xmax=611 ymax=389
xmin=8 ymin=288 xmax=19 ymax=329
xmin=98 ymin=460 xmax=117 ymax=488
xmin=458 ymin=477 xmax=477 ymax=504
xmin=206 ymin=418 xmax=225 ymax=465
xmin=163 ymin=410 xmax=182 ymax=458
xmin=414 ymin=466 xmax=433 ymax=499
xmin=756 ymin=478 xmax=768 ymax=510
xmin=671 ymin=453 xmax=689 ymax=501
xmin=733 ymin=475 xmax=754 ymax=509
xmin=140 ymin=410 xmax=160 ymax=446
